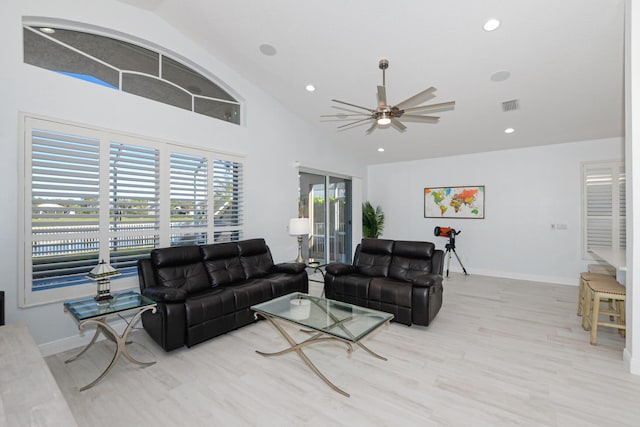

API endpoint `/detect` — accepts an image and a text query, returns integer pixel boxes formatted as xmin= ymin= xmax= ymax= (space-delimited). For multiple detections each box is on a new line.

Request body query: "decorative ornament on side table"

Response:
xmin=86 ymin=259 xmax=120 ymax=302
xmin=289 ymin=217 xmax=310 ymax=263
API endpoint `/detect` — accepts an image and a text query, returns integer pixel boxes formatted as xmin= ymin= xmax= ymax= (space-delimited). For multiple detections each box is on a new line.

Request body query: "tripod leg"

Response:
xmin=445 ymin=249 xmax=452 ymax=278
xmin=451 ymin=248 xmax=469 ymax=275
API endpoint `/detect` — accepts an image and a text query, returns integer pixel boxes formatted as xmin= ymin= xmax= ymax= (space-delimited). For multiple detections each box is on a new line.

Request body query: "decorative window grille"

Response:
xmin=23 ymin=24 xmax=241 ymax=124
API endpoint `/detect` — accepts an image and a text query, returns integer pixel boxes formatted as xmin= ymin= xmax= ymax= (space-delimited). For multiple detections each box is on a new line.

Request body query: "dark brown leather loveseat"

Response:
xmin=137 ymin=238 xmax=308 ymax=351
xmin=324 ymin=239 xmax=444 ymax=326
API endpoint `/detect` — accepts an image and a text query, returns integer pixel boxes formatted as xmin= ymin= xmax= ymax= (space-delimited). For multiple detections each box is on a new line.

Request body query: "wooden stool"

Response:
xmin=578 ymin=272 xmax=617 ymax=318
xmin=582 ymin=279 xmax=626 ymax=345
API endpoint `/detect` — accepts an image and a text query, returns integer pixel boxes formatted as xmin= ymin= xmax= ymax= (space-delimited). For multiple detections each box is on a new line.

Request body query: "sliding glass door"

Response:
xmin=299 ymin=172 xmax=352 ymax=263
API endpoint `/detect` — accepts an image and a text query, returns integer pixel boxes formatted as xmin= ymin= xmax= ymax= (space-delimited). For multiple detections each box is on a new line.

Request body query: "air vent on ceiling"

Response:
xmin=502 ymin=99 xmax=520 ymax=112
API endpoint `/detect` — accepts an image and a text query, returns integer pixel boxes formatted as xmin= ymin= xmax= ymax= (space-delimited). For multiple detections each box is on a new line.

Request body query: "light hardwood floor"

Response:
xmin=46 ymin=273 xmax=640 ymax=426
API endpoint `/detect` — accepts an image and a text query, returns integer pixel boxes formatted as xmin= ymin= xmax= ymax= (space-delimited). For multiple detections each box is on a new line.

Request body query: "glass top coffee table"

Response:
xmin=252 ymin=292 xmax=393 ymax=397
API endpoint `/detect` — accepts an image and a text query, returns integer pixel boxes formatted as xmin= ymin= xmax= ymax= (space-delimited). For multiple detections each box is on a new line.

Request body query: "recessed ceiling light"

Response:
xmin=259 ymin=43 xmax=277 ymax=56
xmin=39 ymin=27 xmax=56 ymax=34
xmin=483 ymin=19 xmax=501 ymax=31
xmin=504 ymin=127 xmax=515 ymax=134
xmin=377 ymin=147 xmax=385 ymax=152
xmin=305 ymin=84 xmax=316 ymax=92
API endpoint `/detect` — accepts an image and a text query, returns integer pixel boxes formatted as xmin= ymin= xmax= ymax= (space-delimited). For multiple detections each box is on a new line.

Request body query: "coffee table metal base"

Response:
xmin=255 ymin=312 xmax=388 ymax=397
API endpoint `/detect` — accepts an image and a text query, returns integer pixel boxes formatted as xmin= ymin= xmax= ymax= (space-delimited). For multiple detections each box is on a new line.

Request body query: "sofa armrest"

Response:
xmin=142 ymin=287 xmax=187 ymax=303
xmin=325 ymin=263 xmax=356 ymax=276
xmin=407 ymin=273 xmax=443 ymax=288
xmin=273 ymin=262 xmax=306 ymax=274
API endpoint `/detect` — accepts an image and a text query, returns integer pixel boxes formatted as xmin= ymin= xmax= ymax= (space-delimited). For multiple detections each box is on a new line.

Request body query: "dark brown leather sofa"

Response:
xmin=324 ymin=239 xmax=444 ymax=326
xmin=137 ymin=238 xmax=308 ymax=351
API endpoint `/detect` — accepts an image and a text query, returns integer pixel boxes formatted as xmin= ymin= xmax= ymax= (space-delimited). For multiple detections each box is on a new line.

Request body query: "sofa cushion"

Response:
xmin=354 ymin=239 xmax=394 ymax=277
xmin=326 ymin=273 xmax=371 ymax=306
xmin=368 ymin=278 xmax=413 ymax=325
xmin=238 ymin=239 xmax=275 ymax=279
xmin=229 ymin=279 xmax=273 ymax=310
xmin=200 ymin=242 xmax=244 ymax=286
xmin=184 ymin=287 xmax=236 ymax=327
xmin=389 ymin=241 xmax=434 ymax=281
xmin=267 ymin=271 xmax=308 ymax=298
xmin=151 ymin=246 xmax=210 ymax=293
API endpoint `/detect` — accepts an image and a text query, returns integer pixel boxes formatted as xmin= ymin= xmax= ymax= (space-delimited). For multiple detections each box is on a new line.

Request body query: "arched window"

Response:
xmin=23 ymin=24 xmax=241 ymax=124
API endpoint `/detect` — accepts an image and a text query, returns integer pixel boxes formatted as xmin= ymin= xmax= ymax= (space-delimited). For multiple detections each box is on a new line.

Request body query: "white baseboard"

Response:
xmin=38 ymin=318 xmax=128 ymax=357
xmin=446 ymin=267 xmax=578 ymax=286
xmin=624 ymin=348 xmax=640 ymax=375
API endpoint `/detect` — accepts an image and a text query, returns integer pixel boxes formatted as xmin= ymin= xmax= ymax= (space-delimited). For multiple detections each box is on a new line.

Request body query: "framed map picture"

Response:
xmin=424 ymin=185 xmax=485 ymax=219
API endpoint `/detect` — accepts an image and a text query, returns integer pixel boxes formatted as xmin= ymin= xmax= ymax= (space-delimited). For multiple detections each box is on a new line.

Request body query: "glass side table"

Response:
xmin=306 ymin=259 xmax=328 ymax=296
xmin=63 ymin=290 xmax=157 ymax=391
xmin=306 ymin=258 xmax=328 ymax=282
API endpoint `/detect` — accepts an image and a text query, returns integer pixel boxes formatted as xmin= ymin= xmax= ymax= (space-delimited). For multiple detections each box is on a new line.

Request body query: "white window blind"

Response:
xmin=213 ymin=159 xmax=243 ymax=242
xmin=109 ymin=142 xmax=160 ymax=276
xmin=582 ymin=161 xmax=626 ymax=258
xmin=20 ymin=115 xmax=244 ymax=306
xmin=170 ymin=152 xmax=208 ymax=246
xmin=30 ymin=127 xmax=101 ymax=292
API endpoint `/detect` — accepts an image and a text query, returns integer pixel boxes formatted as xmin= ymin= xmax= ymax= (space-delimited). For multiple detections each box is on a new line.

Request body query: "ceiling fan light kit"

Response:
xmin=323 ymin=59 xmax=455 ymax=134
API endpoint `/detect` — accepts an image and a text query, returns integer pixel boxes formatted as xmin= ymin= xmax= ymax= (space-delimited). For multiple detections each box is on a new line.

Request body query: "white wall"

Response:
xmin=1 ymin=0 xmax=366 ymax=348
xmin=367 ymin=138 xmax=623 ymax=284
xmin=624 ymin=0 xmax=639 ymax=375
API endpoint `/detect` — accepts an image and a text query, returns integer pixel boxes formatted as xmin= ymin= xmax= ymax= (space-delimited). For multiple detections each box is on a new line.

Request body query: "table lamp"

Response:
xmin=289 ymin=218 xmax=310 ymax=263
xmin=86 ymin=260 xmax=121 ymax=301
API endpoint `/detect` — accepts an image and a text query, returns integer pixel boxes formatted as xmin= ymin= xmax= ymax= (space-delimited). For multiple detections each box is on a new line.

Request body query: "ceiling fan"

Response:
xmin=322 ymin=59 xmax=455 ymax=134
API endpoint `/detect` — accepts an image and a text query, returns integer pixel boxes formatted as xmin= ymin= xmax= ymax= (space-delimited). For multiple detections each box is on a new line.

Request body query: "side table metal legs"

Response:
xmin=65 ymin=305 xmax=157 ymax=391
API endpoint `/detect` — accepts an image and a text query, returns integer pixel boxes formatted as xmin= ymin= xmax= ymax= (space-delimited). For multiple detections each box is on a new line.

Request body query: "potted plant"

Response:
xmin=362 ymin=201 xmax=385 ymax=238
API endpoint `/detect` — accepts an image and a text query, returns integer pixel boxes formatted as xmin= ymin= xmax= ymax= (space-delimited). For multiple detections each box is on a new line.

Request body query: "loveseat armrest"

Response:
xmin=273 ymin=262 xmax=306 ymax=274
xmin=407 ymin=273 xmax=443 ymax=288
xmin=142 ymin=286 xmax=188 ymax=303
xmin=325 ymin=263 xmax=356 ymax=276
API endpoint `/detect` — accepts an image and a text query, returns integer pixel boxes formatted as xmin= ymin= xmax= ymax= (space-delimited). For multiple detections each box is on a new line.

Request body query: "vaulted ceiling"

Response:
xmin=117 ymin=0 xmax=625 ymax=164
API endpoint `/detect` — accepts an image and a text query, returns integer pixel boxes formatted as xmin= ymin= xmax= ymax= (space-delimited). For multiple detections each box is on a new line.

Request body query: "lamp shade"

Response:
xmin=86 ymin=259 xmax=120 ymax=280
xmin=289 ymin=218 xmax=309 ymax=235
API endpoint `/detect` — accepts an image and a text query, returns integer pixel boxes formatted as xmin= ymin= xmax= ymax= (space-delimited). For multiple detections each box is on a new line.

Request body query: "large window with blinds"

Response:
xmin=20 ymin=115 xmax=244 ymax=306
xmin=582 ymin=161 xmax=626 ymax=258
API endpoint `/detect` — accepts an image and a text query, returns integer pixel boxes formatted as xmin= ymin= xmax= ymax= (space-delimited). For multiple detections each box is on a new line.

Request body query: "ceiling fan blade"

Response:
xmin=403 ymin=101 xmax=456 ymax=114
xmin=320 ymin=113 xmax=370 ymax=118
xmin=394 ymin=87 xmax=437 ymax=110
xmin=365 ymin=121 xmax=378 ymax=134
xmin=331 ymin=99 xmax=375 ymax=112
xmin=337 ymin=117 xmax=374 ymax=129
xmin=377 ymin=85 xmax=387 ymax=108
xmin=390 ymin=118 xmax=407 ymax=132
xmin=400 ymin=115 xmax=440 ymax=123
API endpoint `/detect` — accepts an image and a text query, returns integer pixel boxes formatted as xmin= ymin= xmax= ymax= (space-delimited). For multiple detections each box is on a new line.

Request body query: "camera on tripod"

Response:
xmin=433 ymin=226 xmax=468 ymax=277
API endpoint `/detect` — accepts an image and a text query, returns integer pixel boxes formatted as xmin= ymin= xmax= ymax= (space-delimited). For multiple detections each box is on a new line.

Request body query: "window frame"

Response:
xmin=581 ymin=159 xmax=626 ymax=259
xmin=19 ymin=113 xmax=244 ymax=307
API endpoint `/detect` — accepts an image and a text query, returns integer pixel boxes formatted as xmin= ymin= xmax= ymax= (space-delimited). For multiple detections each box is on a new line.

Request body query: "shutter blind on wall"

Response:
xmin=109 ymin=142 xmax=160 ymax=275
xmin=22 ymin=116 xmax=245 ymax=306
xmin=31 ymin=128 xmax=101 ymax=290
xmin=170 ymin=152 xmax=208 ymax=246
xmin=583 ymin=162 xmax=625 ymax=256
xmin=213 ymin=159 xmax=243 ymax=242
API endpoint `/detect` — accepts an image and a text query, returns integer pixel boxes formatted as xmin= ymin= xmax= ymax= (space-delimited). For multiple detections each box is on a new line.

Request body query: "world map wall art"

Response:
xmin=424 ymin=185 xmax=485 ymax=219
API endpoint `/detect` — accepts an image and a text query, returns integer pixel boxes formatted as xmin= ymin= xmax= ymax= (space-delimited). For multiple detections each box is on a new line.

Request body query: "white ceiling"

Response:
xmin=119 ymin=0 xmax=625 ymax=165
